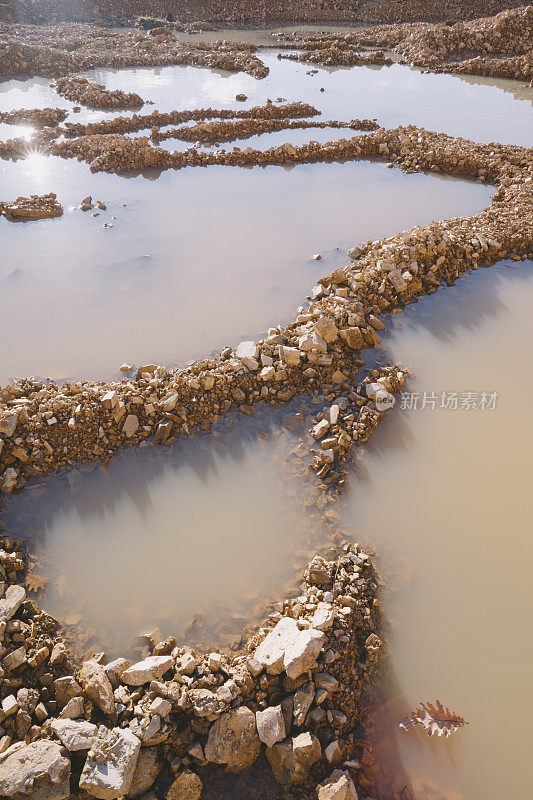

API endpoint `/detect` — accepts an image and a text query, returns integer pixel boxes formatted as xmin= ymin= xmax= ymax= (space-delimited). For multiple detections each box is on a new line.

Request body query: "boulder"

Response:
xmin=51 ymin=718 xmax=97 ymax=751
xmin=165 ymin=770 xmax=203 ymax=800
xmin=339 ymin=327 xmax=365 ymax=350
xmin=317 ymin=770 xmax=358 ymax=800
xmin=311 ymin=602 xmax=335 ymax=631
xmin=0 ymin=410 xmax=18 ymax=437
xmin=313 ymin=317 xmax=339 ymax=343
xmin=0 ymin=740 xmax=70 ymax=800
xmin=298 ymin=331 xmax=328 ymax=354
xmin=253 ymin=617 xmax=325 ymax=679
xmin=123 ymin=414 xmax=139 ymax=438
xmin=121 ymin=655 xmax=173 ymax=685
xmin=204 ymin=706 xmax=261 ymax=772
xmin=0 ymin=585 xmax=26 ymax=632
xmin=267 ymin=732 xmax=321 ymax=786
xmin=127 ymin=747 xmax=161 ymax=798
xmin=79 ymin=725 xmax=141 ymax=800
xmin=256 ymin=705 xmax=286 ymax=748
xmin=78 ymin=660 xmax=115 ymax=715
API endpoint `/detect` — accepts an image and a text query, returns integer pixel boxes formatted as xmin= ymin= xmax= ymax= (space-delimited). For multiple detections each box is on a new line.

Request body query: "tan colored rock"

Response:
xmin=78 ymin=660 xmax=115 ymax=715
xmin=165 ymin=770 xmax=203 ymax=800
xmin=204 ymin=707 xmax=261 ymax=772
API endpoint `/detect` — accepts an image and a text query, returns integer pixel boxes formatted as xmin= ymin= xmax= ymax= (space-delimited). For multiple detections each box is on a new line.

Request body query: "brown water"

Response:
xmin=6 ymin=400 xmax=336 ymax=656
xmin=341 ymin=259 xmax=533 ymax=800
xmin=2 ymin=49 xmax=532 ymax=382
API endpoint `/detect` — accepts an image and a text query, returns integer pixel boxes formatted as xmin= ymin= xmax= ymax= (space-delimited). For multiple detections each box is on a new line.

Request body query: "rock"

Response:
xmin=53 ymin=676 xmax=83 ymax=707
xmin=317 ymin=770 xmax=358 ymax=800
xmin=78 ymin=660 xmax=116 ymax=715
xmin=324 ymin=740 xmax=342 ymax=765
xmin=79 ymin=726 xmax=141 ymax=800
xmin=311 ymin=602 xmax=335 ymax=631
xmin=235 ymin=341 xmax=259 ymax=371
xmin=166 ymin=770 xmax=202 ymax=800
xmin=208 ymin=652 xmax=222 ymax=671
xmin=293 ymin=682 xmax=315 ymax=727
xmin=235 ymin=93 xmax=247 ymax=102
xmin=299 ymin=331 xmax=327 ymax=354
xmin=123 ymin=414 xmax=139 ymax=438
xmin=256 ymin=705 xmax=286 ymax=748
xmin=0 ymin=585 xmax=26 ymax=632
xmin=313 ymin=253 xmax=322 ymax=260
xmin=204 ymin=707 xmax=261 ymax=772
xmin=127 ymin=747 xmax=161 ymax=798
xmin=0 ymin=411 xmax=18 ymax=437
xmin=254 ymin=617 xmax=325 ymax=678
xmin=1 ymin=467 xmax=18 ymax=493
xmin=3 ymin=645 xmax=26 ymax=671
xmin=0 ymin=740 xmax=71 ymax=800
xmin=51 ymin=718 xmax=97 ymax=751
xmin=339 ymin=327 xmax=365 ymax=350
xmin=104 ymin=657 xmax=131 ymax=688
xmin=311 ymin=419 xmax=330 ymax=439
xmin=280 ymin=346 xmax=301 ymax=367
xmin=313 ymin=317 xmax=339 ymax=343
xmin=267 ymin=732 xmax=321 ymax=786
xmin=121 ymin=656 xmax=173 ymax=685
xmin=59 ymin=696 xmax=85 ymax=719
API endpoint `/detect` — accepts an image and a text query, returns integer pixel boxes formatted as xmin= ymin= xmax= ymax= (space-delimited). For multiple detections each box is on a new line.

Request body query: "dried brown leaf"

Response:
xmin=400 ymin=700 xmax=468 ymax=738
xmin=25 ymin=572 xmax=48 ymax=593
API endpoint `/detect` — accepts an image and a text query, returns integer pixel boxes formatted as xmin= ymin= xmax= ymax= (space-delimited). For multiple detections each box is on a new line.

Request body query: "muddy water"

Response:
xmin=341 ymin=259 xmax=533 ymax=800
xmin=2 ymin=48 xmax=531 ymax=382
xmin=0 ymin=154 xmax=490 ymax=382
xmin=5 ymin=402 xmax=329 ymax=656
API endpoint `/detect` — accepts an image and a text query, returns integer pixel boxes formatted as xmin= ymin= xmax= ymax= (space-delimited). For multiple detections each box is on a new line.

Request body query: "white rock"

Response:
xmin=256 ymin=705 xmax=286 ymax=748
xmin=260 ymin=366 xmax=275 ymax=381
xmin=284 ymin=627 xmax=325 ymax=679
xmin=149 ymin=697 xmax=172 ymax=717
xmin=311 ymin=602 xmax=335 ymax=631
xmin=0 ymin=585 xmax=26 ymax=630
xmin=253 ymin=617 xmax=325 ymax=679
xmin=101 ymin=391 xmax=118 ymax=410
xmin=121 ymin=656 xmax=173 ymax=686
xmin=51 ymin=718 xmax=97 ymax=751
xmin=310 ymin=419 xmax=330 ymax=439
xmin=79 ymin=726 xmax=141 ymax=800
xmin=0 ymin=740 xmax=70 ymax=800
xmin=235 ymin=341 xmax=258 ymax=362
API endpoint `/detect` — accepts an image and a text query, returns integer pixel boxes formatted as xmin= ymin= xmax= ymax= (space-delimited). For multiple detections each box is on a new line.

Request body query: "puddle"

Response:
xmin=0 ymin=156 xmax=490 ymax=382
xmin=341 ymin=259 xmax=533 ymax=800
xmin=3 ymin=400 xmax=334 ymax=657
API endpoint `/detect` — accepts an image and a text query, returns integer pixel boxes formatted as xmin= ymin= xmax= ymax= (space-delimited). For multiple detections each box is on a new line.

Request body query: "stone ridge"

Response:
xmin=0 ymin=123 xmax=531 ymax=494
xmin=0 ymin=533 xmax=383 ymax=798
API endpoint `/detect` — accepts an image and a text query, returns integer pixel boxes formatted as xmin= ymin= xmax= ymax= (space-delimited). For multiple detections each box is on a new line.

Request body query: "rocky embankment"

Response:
xmin=274 ymin=5 xmax=533 ymax=81
xmin=0 ymin=23 xmax=269 ymax=79
xmin=54 ymin=76 xmax=144 ymax=109
xmin=1 ymin=6 xmax=531 ymax=82
xmin=0 ymin=522 xmax=383 ymax=799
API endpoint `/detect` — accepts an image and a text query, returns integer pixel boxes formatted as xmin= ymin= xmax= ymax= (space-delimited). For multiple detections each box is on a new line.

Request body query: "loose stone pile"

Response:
xmin=0 ymin=527 xmax=383 ymax=799
xmin=0 ymin=108 xmax=68 ymax=128
xmin=277 ymin=5 xmax=533 ymax=82
xmin=0 ymin=23 xmax=269 ymax=79
xmin=54 ymin=76 xmax=144 ymax=109
xmin=0 ymin=193 xmax=63 ymax=221
xmin=152 ymin=117 xmax=379 ymax=145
